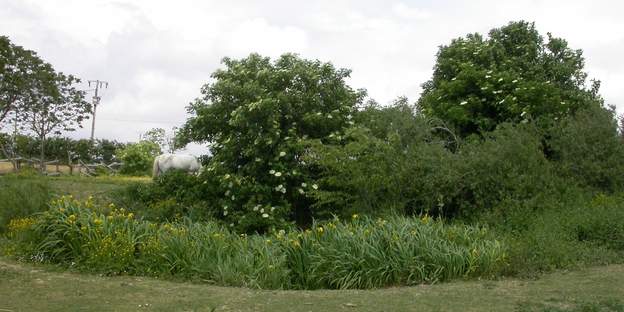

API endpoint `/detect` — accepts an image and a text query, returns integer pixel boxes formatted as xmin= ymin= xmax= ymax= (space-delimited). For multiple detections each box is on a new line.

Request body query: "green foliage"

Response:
xmin=7 ymin=197 xmax=506 ymax=289
xmin=113 ymin=171 xmax=218 ymax=222
xmin=446 ymin=123 xmax=555 ymax=217
xmin=547 ymin=105 xmax=624 ymax=192
xmin=418 ymin=21 xmax=602 ymax=137
xmin=306 ymin=120 xmax=553 ymax=219
xmin=0 ymin=177 xmax=51 ymax=232
xmin=484 ymin=191 xmax=624 ymax=277
xmin=117 ymin=141 xmax=161 ymax=175
xmin=179 ymin=53 xmax=365 ymax=231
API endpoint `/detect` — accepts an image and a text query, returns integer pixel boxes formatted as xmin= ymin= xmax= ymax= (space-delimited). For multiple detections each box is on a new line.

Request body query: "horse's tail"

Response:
xmin=152 ymin=156 xmax=160 ymax=178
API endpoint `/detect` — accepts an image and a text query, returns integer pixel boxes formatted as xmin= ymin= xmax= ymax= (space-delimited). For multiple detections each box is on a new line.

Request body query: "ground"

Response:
xmin=0 ymin=258 xmax=623 ymax=312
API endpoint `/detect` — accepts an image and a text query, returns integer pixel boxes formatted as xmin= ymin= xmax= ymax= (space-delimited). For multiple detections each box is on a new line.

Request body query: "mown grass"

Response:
xmin=1 ymin=257 xmax=623 ymax=312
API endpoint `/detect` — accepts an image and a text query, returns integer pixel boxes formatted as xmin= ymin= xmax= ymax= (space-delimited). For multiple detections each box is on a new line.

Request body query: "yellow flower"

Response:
xmin=316 ymin=226 xmax=324 ymax=234
xmin=351 ymin=214 xmax=359 ymax=220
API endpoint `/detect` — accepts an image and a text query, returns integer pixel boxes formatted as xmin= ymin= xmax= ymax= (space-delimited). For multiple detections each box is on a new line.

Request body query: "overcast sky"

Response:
xmin=2 ymin=0 xmax=623 ymax=155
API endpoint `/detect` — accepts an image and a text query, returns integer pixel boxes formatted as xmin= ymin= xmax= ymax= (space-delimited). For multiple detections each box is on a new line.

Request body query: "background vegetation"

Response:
xmin=2 ymin=20 xmax=624 ymax=291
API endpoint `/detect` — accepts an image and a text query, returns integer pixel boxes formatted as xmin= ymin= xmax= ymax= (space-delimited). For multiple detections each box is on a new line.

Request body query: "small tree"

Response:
xmin=418 ymin=21 xmax=602 ymax=137
xmin=179 ymin=53 xmax=365 ymax=231
xmin=143 ymin=127 xmax=179 ymax=154
xmin=117 ymin=140 xmax=161 ymax=176
xmin=16 ymin=66 xmax=90 ymax=171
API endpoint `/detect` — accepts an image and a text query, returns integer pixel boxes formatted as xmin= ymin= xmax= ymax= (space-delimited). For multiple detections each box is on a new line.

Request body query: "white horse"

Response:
xmin=152 ymin=154 xmax=202 ymax=177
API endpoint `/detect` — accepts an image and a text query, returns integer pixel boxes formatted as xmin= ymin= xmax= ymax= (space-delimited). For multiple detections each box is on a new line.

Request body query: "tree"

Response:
xmin=418 ymin=21 xmax=602 ymax=137
xmin=1 ymin=36 xmax=90 ymax=171
xmin=1 ymin=36 xmax=42 ymax=168
xmin=118 ymin=140 xmax=161 ymax=175
xmin=0 ymin=36 xmax=36 ymax=124
xmin=179 ymin=53 xmax=365 ymax=232
xmin=143 ymin=127 xmax=179 ymax=154
xmin=16 ymin=65 xmax=90 ymax=171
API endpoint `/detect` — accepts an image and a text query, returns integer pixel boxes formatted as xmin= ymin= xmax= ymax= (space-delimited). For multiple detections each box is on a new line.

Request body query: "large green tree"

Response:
xmin=179 ymin=53 xmax=365 ymax=231
xmin=418 ymin=21 xmax=602 ymax=137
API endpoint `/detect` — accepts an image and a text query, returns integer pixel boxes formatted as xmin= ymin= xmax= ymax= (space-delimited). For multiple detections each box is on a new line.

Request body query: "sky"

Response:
xmin=2 ymin=0 xmax=623 ymax=155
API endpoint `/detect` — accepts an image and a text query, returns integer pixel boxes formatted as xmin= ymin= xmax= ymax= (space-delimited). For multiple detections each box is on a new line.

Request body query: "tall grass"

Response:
xmin=0 ymin=176 xmax=51 ymax=233
xmin=6 ymin=197 xmax=506 ymax=289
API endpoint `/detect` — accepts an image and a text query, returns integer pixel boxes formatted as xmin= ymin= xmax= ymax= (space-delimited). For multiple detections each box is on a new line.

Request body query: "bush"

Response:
xmin=177 ymin=53 xmax=366 ymax=232
xmin=111 ymin=171 xmax=218 ymax=223
xmin=484 ymin=190 xmax=624 ymax=276
xmin=117 ymin=141 xmax=161 ymax=176
xmin=547 ymin=105 xmax=624 ymax=192
xmin=447 ymin=123 xmax=556 ymax=217
xmin=6 ymin=197 xmax=507 ymax=289
xmin=306 ymin=122 xmax=555 ymax=219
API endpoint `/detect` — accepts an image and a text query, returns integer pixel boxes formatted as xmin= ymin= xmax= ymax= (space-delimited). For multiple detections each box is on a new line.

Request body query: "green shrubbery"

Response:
xmin=547 ymin=105 xmax=624 ymax=192
xmin=111 ymin=170 xmax=218 ymax=222
xmin=117 ymin=141 xmax=161 ymax=176
xmin=6 ymin=197 xmax=506 ymax=289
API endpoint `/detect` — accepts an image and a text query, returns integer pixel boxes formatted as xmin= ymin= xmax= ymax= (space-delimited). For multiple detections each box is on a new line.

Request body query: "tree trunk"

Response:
xmin=40 ymin=134 xmax=46 ymax=173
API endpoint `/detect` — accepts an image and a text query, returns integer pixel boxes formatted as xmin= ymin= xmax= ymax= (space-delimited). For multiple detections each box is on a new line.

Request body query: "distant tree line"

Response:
xmin=0 ymin=133 xmax=125 ymax=164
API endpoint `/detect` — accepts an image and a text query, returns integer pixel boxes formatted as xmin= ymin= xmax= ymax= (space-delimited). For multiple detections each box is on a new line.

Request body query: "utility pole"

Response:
xmin=88 ymin=80 xmax=108 ymax=142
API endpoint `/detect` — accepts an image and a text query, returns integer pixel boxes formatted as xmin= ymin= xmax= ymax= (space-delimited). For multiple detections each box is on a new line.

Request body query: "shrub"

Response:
xmin=177 ymin=53 xmax=366 ymax=232
xmin=305 ymin=122 xmax=554 ymax=219
xmin=111 ymin=171 xmax=218 ymax=223
xmin=117 ymin=141 xmax=161 ymax=175
xmin=484 ymin=190 xmax=624 ymax=276
xmin=547 ymin=105 xmax=624 ymax=192
xmin=446 ymin=123 xmax=556 ymax=217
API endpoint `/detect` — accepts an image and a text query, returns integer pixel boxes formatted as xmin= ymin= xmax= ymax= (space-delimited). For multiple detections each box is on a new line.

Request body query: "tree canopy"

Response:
xmin=179 ymin=53 xmax=365 ymax=231
xmin=417 ymin=21 xmax=603 ymax=137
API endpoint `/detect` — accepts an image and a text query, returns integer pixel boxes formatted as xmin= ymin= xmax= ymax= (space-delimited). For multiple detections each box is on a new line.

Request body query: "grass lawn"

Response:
xmin=0 ymin=258 xmax=623 ymax=312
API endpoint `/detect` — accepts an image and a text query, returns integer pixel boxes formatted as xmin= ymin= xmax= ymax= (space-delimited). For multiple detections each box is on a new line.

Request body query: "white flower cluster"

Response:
xmin=269 ymin=169 xmax=282 ymax=177
xmin=274 ymin=184 xmax=286 ymax=193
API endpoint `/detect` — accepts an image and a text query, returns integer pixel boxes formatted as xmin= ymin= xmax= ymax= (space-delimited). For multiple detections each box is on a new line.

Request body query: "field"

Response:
xmin=1 ymin=257 xmax=623 ymax=312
